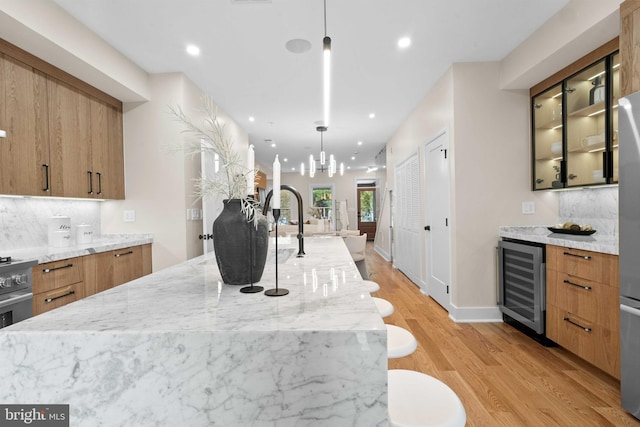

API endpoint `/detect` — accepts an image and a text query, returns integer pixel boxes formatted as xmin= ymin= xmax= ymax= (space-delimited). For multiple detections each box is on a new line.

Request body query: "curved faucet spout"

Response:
xmin=263 ymin=184 xmax=305 ymax=257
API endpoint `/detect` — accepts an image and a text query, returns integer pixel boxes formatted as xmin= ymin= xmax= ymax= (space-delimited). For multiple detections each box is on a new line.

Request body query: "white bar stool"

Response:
xmin=373 ymin=297 xmax=394 ymax=317
xmin=386 ymin=324 xmax=418 ymax=359
xmin=388 ymin=369 xmax=466 ymax=427
xmin=362 ymin=280 xmax=380 ymax=293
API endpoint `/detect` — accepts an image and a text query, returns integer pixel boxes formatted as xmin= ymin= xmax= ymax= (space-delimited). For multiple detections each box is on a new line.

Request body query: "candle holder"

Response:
xmin=240 ymin=196 xmax=264 ymax=294
xmin=265 ymin=208 xmax=289 ymax=297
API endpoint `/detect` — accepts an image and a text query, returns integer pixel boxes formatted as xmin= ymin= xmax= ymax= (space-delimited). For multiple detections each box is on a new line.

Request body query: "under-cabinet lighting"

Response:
xmin=551 ymin=124 xmax=563 ymax=130
xmin=587 ymin=70 xmax=606 ymax=81
xmin=588 ymin=108 xmax=606 ymax=117
xmin=613 ymin=63 xmax=621 ymax=70
xmin=552 ymin=156 xmax=563 ymax=161
xmin=588 ymin=147 xmax=606 ymax=153
xmin=552 ymin=92 xmax=563 ymax=99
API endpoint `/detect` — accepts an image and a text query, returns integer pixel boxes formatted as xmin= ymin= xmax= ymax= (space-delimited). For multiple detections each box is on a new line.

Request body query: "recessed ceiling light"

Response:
xmin=285 ymin=39 xmax=312 ymax=54
xmin=347 ymin=166 xmax=351 ymax=170
xmin=271 ymin=143 xmax=276 ymax=148
xmin=351 ymin=156 xmax=356 ymax=160
xmin=283 ymin=158 xmax=288 ymax=162
xmin=186 ymin=44 xmax=200 ymax=56
xmin=398 ymin=37 xmax=411 ymax=49
xmin=249 ymin=116 xmax=255 ymax=122
xmin=357 ymin=141 xmax=363 ymax=146
xmin=369 ymin=113 xmax=375 ymax=119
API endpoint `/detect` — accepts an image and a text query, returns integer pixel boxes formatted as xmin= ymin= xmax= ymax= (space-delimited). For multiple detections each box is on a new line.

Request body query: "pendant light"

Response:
xmin=323 ymin=0 xmax=331 ymax=128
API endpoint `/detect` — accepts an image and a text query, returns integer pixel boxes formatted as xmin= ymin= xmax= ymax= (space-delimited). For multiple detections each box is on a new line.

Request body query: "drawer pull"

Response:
xmin=563 ymin=279 xmax=592 ymax=291
xmin=562 ymin=251 xmax=591 ymax=260
xmin=115 ymin=250 xmax=133 ymax=258
xmin=43 ymin=263 xmax=74 ymax=273
xmin=44 ymin=290 xmax=75 ymax=303
xmin=563 ymin=317 xmax=591 ymax=333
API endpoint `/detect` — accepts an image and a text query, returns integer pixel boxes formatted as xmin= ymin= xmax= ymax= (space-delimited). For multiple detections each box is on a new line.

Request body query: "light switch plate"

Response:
xmin=522 ymin=201 xmax=535 ymax=214
xmin=123 ymin=210 xmax=136 ymax=222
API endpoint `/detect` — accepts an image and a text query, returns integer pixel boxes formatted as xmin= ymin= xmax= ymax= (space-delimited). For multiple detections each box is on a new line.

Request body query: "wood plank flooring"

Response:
xmin=364 ymin=242 xmax=640 ymax=426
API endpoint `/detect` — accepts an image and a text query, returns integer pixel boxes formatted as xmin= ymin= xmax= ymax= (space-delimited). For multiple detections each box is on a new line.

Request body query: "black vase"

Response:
xmin=212 ymin=199 xmax=269 ymax=285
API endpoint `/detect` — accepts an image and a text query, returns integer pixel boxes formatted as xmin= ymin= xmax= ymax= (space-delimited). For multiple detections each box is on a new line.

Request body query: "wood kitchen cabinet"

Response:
xmin=0 ymin=53 xmax=50 ymax=196
xmin=531 ymin=39 xmax=619 ymax=190
xmin=32 ymin=256 xmax=86 ymax=315
xmin=0 ymin=37 xmax=125 ymax=200
xmin=34 ymin=244 xmax=152 ymax=314
xmin=84 ymin=244 xmax=152 ymax=296
xmin=545 ymin=245 xmax=620 ymax=378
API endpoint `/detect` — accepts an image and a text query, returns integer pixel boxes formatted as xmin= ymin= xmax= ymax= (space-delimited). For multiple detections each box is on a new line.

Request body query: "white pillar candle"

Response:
xmin=273 ymin=155 xmax=281 ymax=209
xmin=247 ymin=144 xmax=255 ymax=196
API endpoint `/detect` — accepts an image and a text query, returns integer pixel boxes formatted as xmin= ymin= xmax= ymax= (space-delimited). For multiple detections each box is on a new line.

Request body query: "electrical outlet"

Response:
xmin=522 ymin=201 xmax=535 ymax=214
xmin=123 ymin=210 xmax=136 ymax=222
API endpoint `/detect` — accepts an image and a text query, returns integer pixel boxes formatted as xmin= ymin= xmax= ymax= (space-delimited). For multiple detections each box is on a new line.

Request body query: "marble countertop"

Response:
xmin=8 ymin=233 xmax=153 ymax=264
xmin=9 ymin=235 xmax=384 ymax=333
xmin=2 ymin=236 xmax=387 ymax=425
xmin=499 ymin=226 xmax=618 ymax=255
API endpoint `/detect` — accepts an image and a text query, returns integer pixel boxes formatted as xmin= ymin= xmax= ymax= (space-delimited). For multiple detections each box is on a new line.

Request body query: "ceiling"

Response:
xmin=52 ymin=0 xmax=568 ymax=173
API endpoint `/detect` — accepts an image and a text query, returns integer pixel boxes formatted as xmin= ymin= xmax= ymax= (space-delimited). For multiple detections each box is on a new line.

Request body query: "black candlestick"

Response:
xmin=241 ymin=196 xmax=264 ymax=294
xmin=265 ymin=208 xmax=289 ymax=297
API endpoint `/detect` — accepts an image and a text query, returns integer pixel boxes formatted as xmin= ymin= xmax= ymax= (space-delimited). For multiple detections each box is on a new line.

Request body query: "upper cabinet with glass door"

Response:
xmin=531 ymin=40 xmax=619 ymax=190
xmin=532 ymin=83 xmax=564 ymax=190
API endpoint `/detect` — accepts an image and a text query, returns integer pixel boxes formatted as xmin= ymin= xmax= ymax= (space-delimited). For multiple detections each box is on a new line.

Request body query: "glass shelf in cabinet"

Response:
xmin=568 ymin=101 xmax=606 ymax=118
xmin=535 ymin=118 xmax=563 ymax=130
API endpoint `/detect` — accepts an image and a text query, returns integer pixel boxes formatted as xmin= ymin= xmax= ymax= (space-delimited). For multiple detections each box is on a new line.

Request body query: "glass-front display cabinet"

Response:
xmin=532 ymin=49 xmax=619 ymax=190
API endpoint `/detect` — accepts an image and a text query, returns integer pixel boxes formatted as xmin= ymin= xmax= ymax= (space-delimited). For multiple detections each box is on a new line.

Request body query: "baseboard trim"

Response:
xmin=374 ymin=245 xmax=390 ymax=262
xmin=448 ymin=304 xmax=503 ymax=323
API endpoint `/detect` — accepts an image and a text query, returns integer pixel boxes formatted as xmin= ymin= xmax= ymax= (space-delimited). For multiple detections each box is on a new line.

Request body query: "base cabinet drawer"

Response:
xmin=33 ymin=282 xmax=85 ymax=315
xmin=547 ymin=304 xmax=620 ymax=378
xmin=547 ymin=271 xmax=619 ymax=331
xmin=32 ymin=257 xmax=83 ymax=293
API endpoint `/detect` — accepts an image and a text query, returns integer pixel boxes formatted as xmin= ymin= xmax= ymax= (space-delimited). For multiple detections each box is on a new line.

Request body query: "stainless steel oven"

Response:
xmin=0 ymin=257 xmax=37 ymax=329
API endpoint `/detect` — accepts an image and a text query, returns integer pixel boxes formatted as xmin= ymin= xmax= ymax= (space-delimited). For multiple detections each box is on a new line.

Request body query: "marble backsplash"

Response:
xmin=558 ymin=186 xmax=618 ymax=236
xmin=0 ymin=197 xmax=101 ymax=251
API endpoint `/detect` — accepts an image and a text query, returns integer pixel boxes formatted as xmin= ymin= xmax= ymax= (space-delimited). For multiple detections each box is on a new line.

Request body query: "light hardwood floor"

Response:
xmin=364 ymin=242 xmax=640 ymax=427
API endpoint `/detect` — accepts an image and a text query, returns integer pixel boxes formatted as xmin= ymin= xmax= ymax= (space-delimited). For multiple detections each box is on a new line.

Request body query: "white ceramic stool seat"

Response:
xmin=373 ymin=297 xmax=394 ymax=317
xmin=388 ymin=369 xmax=466 ymax=427
xmin=362 ymin=280 xmax=380 ymax=293
xmin=386 ymin=324 xmax=417 ymax=358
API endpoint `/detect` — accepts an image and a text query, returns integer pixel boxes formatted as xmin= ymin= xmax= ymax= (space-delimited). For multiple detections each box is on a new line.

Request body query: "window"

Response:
xmin=310 ymin=186 xmax=333 ymax=220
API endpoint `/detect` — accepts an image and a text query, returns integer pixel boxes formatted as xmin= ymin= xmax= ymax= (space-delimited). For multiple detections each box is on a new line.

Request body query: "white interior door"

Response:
xmin=393 ymin=153 xmax=421 ymax=285
xmin=425 ymin=131 xmax=451 ymax=311
xmin=201 ymin=141 xmax=223 ymax=254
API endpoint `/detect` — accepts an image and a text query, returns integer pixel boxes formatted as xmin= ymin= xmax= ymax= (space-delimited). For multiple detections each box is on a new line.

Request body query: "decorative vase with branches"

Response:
xmin=169 ymin=95 xmax=269 ymax=285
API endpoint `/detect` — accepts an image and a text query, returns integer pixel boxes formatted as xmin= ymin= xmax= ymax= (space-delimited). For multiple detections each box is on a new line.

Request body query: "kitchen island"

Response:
xmin=1 ymin=236 xmax=387 ymax=426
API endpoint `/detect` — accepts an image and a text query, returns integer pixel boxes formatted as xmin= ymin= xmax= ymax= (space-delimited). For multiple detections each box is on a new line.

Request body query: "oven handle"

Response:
xmin=0 ymin=293 xmax=32 ymax=309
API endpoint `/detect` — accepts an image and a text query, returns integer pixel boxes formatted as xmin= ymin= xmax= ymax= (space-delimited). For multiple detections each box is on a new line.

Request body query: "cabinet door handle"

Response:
xmin=562 ymin=251 xmax=591 ymax=260
xmin=44 ymin=289 xmax=75 ymax=303
xmin=96 ymin=172 xmax=103 ymax=195
xmin=42 ymin=263 xmax=74 ymax=273
xmin=115 ymin=250 xmax=133 ymax=258
xmin=42 ymin=164 xmax=50 ymax=192
xmin=563 ymin=279 xmax=592 ymax=291
xmin=87 ymin=171 xmax=93 ymax=194
xmin=563 ymin=316 xmax=592 ymax=333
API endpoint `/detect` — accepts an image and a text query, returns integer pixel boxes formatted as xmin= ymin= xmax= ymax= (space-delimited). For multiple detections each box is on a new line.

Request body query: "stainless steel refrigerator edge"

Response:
xmin=619 ymin=90 xmax=640 ymax=420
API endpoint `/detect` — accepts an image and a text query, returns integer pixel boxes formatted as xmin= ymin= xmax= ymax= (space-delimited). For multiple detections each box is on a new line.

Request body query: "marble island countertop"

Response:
xmin=499 ymin=226 xmax=618 ymax=255
xmin=1 ymin=236 xmax=387 ymax=425
xmin=8 ymin=233 xmax=153 ymax=264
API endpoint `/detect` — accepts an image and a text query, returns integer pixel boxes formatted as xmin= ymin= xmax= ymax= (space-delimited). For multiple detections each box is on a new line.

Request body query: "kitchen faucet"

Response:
xmin=263 ymin=184 xmax=305 ymax=257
